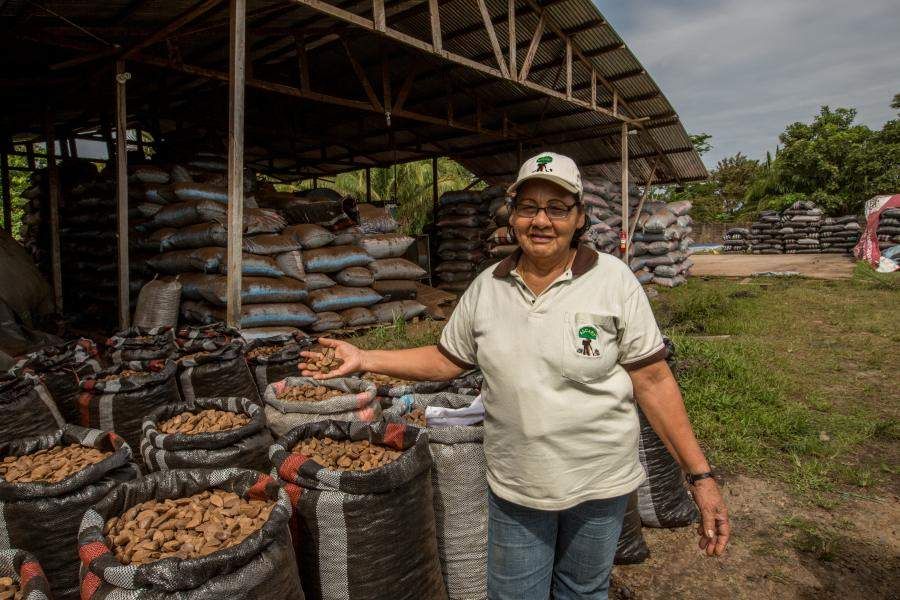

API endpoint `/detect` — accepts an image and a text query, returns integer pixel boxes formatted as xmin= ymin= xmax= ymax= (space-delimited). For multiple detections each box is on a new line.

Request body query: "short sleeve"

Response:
xmin=618 ymin=284 xmax=666 ymax=369
xmin=438 ymin=284 xmax=478 ymax=368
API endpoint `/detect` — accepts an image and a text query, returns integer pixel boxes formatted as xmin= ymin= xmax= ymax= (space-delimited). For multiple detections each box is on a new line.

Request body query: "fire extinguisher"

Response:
xmin=619 ymin=230 xmax=627 ymax=254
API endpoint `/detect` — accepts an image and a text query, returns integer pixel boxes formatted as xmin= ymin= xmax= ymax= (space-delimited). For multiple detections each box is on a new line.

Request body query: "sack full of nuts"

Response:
xmin=78 ymin=360 xmax=182 ymax=451
xmin=270 ymin=420 xmax=446 ymax=600
xmin=263 ymin=377 xmax=379 ymax=438
xmin=175 ymin=323 xmax=242 ymax=350
xmin=244 ymin=333 xmax=315 ymax=398
xmin=175 ymin=340 xmax=260 ymax=404
xmin=0 ymin=424 xmax=139 ymax=600
xmin=361 ymin=372 xmax=448 ymax=399
xmin=140 ymin=397 xmax=274 ymax=472
xmin=384 ymin=392 xmax=488 ymax=599
xmin=0 ymin=549 xmax=52 ymax=600
xmin=104 ymin=326 xmax=177 ymax=364
xmin=0 ymin=375 xmax=65 ymax=442
xmin=9 ymin=338 xmax=104 ymax=425
xmin=77 ymin=469 xmax=304 ymax=599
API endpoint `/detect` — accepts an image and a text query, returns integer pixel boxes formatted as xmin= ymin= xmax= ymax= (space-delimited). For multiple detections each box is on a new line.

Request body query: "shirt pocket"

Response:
xmin=561 ymin=312 xmax=619 ymax=384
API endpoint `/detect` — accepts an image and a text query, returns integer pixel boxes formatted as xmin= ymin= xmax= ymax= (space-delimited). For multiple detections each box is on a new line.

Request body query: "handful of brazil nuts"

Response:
xmin=402 ymin=407 xmax=427 ymax=427
xmin=1 ymin=444 xmax=113 ymax=484
xmin=0 ymin=576 xmax=23 ymax=600
xmin=363 ymin=372 xmax=411 ymax=388
xmin=304 ymin=347 xmax=343 ymax=374
xmin=292 ymin=437 xmax=401 ymax=471
xmin=276 ymin=385 xmax=345 ymax=403
xmin=245 ymin=345 xmax=281 ymax=360
xmin=104 ymin=489 xmax=275 ymax=565
xmin=159 ymin=410 xmax=250 ymax=435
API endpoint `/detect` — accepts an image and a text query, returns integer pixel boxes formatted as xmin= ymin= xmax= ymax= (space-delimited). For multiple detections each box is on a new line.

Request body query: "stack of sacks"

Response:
xmin=820 ymin=216 xmax=862 ymax=253
xmin=723 ymin=227 xmax=751 ymax=253
xmin=749 ymin=211 xmax=783 ymax=254
xmin=779 ymin=200 xmax=823 ymax=254
xmin=631 ymin=200 xmax=694 ymax=288
xmin=876 ymin=207 xmax=900 ymax=251
xmin=580 ymin=178 xmax=639 ymax=255
xmin=434 ymin=189 xmax=490 ymax=293
xmin=481 ymin=185 xmax=514 ymax=268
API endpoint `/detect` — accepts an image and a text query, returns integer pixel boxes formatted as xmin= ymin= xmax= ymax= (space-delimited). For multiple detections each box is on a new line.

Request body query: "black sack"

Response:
xmin=10 ymin=338 xmax=104 ymax=425
xmin=271 ymin=420 xmax=447 ymax=600
xmin=104 ymin=326 xmax=177 ymax=364
xmin=614 ymin=491 xmax=650 ymax=565
xmin=140 ymin=397 xmax=273 ymax=472
xmin=0 ymin=548 xmax=54 ymax=600
xmin=0 ymin=424 xmax=139 ymax=600
xmin=77 ymin=468 xmax=304 ymax=599
xmin=175 ymin=339 xmax=260 ymax=404
xmin=0 ymin=375 xmax=65 ymax=441
xmin=77 ymin=361 xmax=182 ymax=451
xmin=244 ymin=333 xmax=314 ymax=397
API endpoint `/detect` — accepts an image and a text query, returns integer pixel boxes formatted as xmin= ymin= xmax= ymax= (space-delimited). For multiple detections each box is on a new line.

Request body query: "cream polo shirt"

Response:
xmin=438 ymin=245 xmax=666 ymax=510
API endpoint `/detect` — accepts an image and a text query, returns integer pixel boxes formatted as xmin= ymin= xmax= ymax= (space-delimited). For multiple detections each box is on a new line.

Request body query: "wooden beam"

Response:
xmin=519 ymin=14 xmax=544 ymax=81
xmin=373 ymin=0 xmax=386 ymax=32
xmin=366 ymin=167 xmax=372 ymax=201
xmin=226 ymin=0 xmax=246 ymax=328
xmin=121 ymin=0 xmax=226 ymax=59
xmin=477 ymin=0 xmax=510 ymax=79
xmin=565 ymin=37 xmax=572 ymax=99
xmin=43 ymin=110 xmax=63 ymax=312
xmin=508 ymin=0 xmax=516 ymax=80
xmin=428 ymin=0 xmax=442 ymax=52
xmin=342 ymin=39 xmax=384 ymax=111
xmin=621 ymin=122 xmax=629 ymax=260
xmin=294 ymin=34 xmax=311 ymax=91
xmin=115 ymin=61 xmax=131 ymax=328
xmin=590 ymin=68 xmax=596 ymax=108
xmin=1 ymin=143 xmax=10 ymax=234
xmin=392 ymin=65 xmax=417 ymax=113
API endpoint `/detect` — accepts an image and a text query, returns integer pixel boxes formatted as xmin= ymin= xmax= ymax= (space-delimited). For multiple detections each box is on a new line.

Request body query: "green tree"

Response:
xmin=714 ymin=153 xmax=763 ymax=213
xmin=892 ymin=93 xmax=900 ymax=113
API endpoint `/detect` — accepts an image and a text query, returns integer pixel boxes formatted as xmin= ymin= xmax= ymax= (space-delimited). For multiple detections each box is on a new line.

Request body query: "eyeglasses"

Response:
xmin=513 ymin=200 xmax=578 ymax=220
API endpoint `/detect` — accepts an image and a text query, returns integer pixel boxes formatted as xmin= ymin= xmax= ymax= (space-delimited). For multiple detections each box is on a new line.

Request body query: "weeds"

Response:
xmin=781 ymin=517 xmax=842 ymax=561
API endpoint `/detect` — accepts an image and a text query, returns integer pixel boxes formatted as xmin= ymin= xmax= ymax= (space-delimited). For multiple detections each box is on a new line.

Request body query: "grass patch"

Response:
xmin=348 ymin=317 xmax=442 ymax=351
xmin=781 ymin=517 xmax=842 ymax=562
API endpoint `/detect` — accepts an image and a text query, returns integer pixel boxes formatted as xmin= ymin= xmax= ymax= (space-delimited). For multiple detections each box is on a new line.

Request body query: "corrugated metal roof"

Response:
xmin=0 ymin=0 xmax=707 ymax=184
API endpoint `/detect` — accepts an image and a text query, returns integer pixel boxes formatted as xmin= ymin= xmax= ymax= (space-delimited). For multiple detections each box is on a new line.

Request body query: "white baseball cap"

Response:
xmin=507 ymin=151 xmax=583 ymax=198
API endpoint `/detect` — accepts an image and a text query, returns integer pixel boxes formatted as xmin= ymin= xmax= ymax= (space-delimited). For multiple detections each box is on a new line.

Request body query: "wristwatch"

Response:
xmin=685 ymin=471 xmax=715 ymax=486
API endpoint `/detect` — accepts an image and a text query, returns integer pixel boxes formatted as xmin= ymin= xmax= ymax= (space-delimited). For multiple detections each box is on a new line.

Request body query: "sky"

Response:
xmin=596 ymin=0 xmax=900 ymax=167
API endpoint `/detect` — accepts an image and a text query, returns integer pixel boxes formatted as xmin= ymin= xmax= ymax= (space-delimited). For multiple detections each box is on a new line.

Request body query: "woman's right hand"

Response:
xmin=299 ymin=337 xmax=365 ymax=380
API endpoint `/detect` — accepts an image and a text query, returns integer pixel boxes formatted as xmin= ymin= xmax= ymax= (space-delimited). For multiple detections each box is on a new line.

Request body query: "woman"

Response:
xmin=300 ymin=152 xmax=730 ymax=600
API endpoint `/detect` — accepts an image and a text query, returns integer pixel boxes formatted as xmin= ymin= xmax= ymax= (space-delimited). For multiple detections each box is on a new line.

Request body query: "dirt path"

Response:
xmin=690 ymin=255 xmax=856 ymax=279
xmin=612 ymin=475 xmax=899 ymax=599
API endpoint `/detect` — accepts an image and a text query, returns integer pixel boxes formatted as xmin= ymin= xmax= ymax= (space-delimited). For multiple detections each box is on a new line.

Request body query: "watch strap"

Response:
xmin=685 ymin=471 xmax=715 ymax=486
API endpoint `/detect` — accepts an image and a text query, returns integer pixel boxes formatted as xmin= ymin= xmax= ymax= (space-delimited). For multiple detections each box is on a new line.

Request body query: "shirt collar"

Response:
xmin=492 ymin=244 xmax=599 ymax=279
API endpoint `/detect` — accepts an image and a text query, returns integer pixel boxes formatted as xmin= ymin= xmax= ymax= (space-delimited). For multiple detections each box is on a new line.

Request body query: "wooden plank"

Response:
xmin=226 ymin=0 xmax=246 ymax=329
xmin=294 ymin=35 xmax=311 ymax=91
xmin=590 ymin=68 xmax=596 ymax=108
xmin=1 ymin=144 xmax=10 ymax=233
xmin=341 ymin=39 xmax=384 ymax=111
xmin=621 ymin=122 xmax=629 ymax=260
xmin=612 ymin=89 xmax=618 ymax=115
xmin=565 ymin=37 xmax=572 ymax=98
xmin=392 ymin=65 xmax=417 ymax=112
xmin=428 ymin=0 xmax=442 ymax=52
xmin=477 ymin=0 xmax=510 ymax=79
xmin=122 ymin=0 xmax=225 ymax=59
xmin=508 ymin=0 xmax=516 ymax=80
xmin=518 ymin=14 xmax=544 ymax=81
xmin=115 ymin=61 xmax=131 ymax=328
xmin=373 ymin=0 xmax=386 ymax=32
xmin=43 ymin=111 xmax=63 ymax=312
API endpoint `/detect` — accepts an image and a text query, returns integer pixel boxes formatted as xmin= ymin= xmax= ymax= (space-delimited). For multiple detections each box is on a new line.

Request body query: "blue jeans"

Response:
xmin=488 ymin=490 xmax=629 ymax=600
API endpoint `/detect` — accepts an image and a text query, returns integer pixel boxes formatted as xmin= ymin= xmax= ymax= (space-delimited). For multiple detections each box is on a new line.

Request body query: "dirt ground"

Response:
xmin=689 ymin=254 xmax=856 ymax=279
xmin=611 ymin=474 xmax=899 ymax=599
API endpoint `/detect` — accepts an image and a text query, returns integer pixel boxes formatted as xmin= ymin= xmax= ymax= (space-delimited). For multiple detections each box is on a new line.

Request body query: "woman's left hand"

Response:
xmin=691 ymin=478 xmax=730 ymax=556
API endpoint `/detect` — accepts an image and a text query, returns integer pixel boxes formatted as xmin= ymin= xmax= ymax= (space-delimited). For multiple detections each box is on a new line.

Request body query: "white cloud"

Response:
xmin=597 ymin=0 xmax=900 ymax=165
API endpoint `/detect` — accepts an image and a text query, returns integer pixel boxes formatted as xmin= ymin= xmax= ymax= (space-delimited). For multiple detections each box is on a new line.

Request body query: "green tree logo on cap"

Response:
xmin=578 ymin=325 xmax=597 ymax=355
xmin=534 ymin=155 xmax=553 ymax=172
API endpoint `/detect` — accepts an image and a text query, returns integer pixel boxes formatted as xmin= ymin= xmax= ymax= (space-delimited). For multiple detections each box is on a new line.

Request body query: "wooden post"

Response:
xmin=565 ymin=38 xmax=572 ymax=99
xmin=428 ymin=0 xmax=442 ymax=52
xmin=621 ymin=123 xmax=629 ymax=260
xmin=226 ymin=0 xmax=246 ymax=329
xmin=44 ymin=110 xmax=63 ymax=312
xmin=431 ymin=155 xmax=439 ymax=215
xmin=365 ymin=167 xmax=372 ymax=202
xmin=508 ymin=0 xmax=516 ymax=80
xmin=69 ymin=136 xmax=79 ymax=159
xmin=26 ymin=143 xmax=35 ymax=170
xmin=627 ymin=159 xmax=659 ymax=246
xmin=1 ymin=142 xmax=11 ymax=234
xmin=115 ymin=60 xmax=131 ymax=329
xmin=136 ymin=127 xmax=144 ymax=159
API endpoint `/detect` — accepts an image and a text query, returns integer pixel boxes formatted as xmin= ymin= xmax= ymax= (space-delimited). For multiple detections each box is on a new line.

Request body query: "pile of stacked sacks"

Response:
xmin=432 ymin=187 xmax=495 ymax=293
xmin=483 ymin=187 xmax=516 ymax=266
xmin=630 ymin=200 xmax=694 ymax=287
xmin=779 ymin=200 xmax=823 ymax=254
xmin=722 ymin=227 xmax=751 ymax=253
xmin=748 ymin=211 xmax=783 ymax=254
xmin=819 ymin=216 xmax=862 ymax=253
xmin=579 ymin=179 xmax=642 ymax=255
xmin=875 ymin=206 xmax=900 ymax=251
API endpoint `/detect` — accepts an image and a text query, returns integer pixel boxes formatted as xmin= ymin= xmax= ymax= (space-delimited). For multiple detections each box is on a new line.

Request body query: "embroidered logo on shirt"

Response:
xmin=577 ymin=325 xmax=600 ymax=355
xmin=534 ymin=155 xmax=553 ymax=172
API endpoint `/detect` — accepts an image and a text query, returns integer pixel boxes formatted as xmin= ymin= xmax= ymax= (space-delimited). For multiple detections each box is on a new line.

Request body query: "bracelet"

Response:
xmin=685 ymin=471 xmax=715 ymax=486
